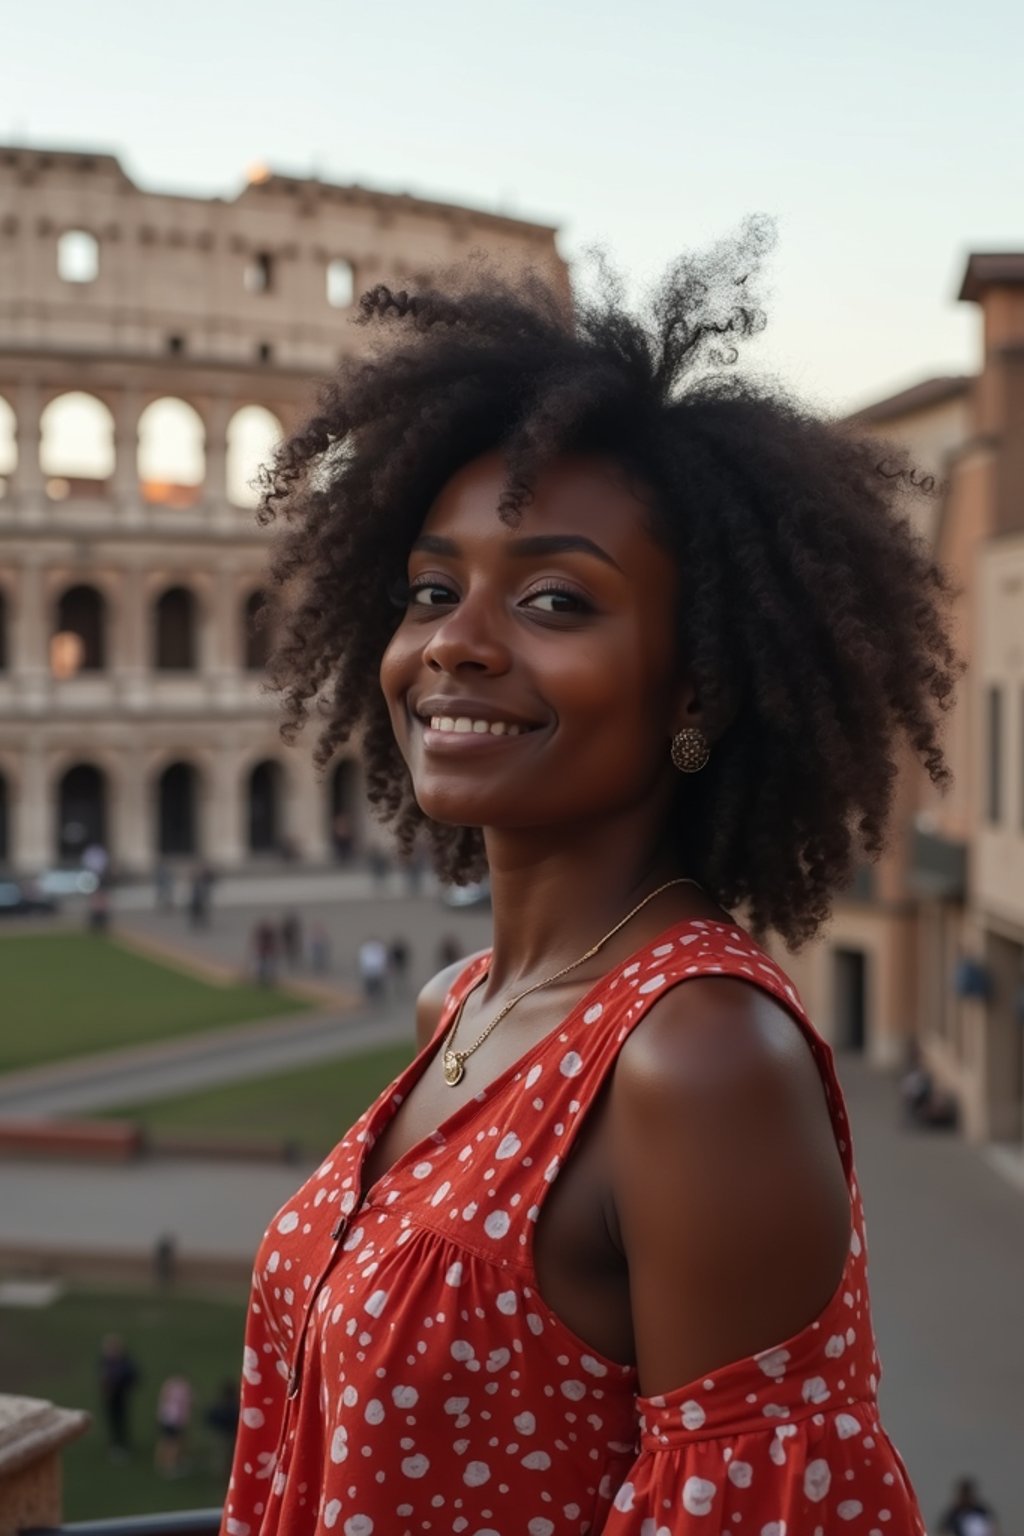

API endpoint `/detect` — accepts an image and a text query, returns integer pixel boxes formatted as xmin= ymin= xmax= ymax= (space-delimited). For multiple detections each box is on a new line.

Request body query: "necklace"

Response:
xmin=440 ymin=876 xmax=702 ymax=1086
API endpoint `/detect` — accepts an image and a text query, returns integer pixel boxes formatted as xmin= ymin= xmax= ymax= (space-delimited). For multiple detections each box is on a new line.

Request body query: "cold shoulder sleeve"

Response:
xmin=598 ymin=1378 xmax=924 ymax=1535
xmin=221 ymin=1268 xmax=290 ymax=1536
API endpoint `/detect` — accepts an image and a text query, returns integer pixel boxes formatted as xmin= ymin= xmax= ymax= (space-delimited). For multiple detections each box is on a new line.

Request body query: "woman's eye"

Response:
xmin=522 ymin=586 xmax=591 ymax=615
xmin=408 ymin=581 xmax=457 ymax=608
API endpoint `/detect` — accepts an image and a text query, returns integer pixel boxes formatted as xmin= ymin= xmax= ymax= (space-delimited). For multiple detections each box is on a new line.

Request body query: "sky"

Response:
xmin=7 ymin=0 xmax=1024 ymax=412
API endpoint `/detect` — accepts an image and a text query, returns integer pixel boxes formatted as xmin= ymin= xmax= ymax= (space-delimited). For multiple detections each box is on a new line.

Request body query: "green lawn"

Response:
xmin=0 ymin=933 xmax=308 ymax=1073
xmin=103 ymin=1043 xmax=415 ymax=1157
xmin=1 ymin=1285 xmax=247 ymax=1520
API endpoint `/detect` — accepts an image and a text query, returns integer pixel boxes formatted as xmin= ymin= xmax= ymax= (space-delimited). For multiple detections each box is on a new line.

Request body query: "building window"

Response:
xmin=55 ymin=586 xmax=106 ymax=671
xmin=244 ymin=590 xmax=272 ymax=670
xmin=244 ymin=251 xmax=274 ymax=294
xmin=257 ymin=342 xmax=273 ymax=364
xmin=987 ymin=685 xmax=1002 ymax=823
xmin=57 ymin=230 xmax=99 ymax=283
xmin=166 ymin=335 xmax=185 ymax=355
xmin=154 ymin=587 xmax=198 ymax=671
xmin=326 ymin=257 xmax=355 ymax=309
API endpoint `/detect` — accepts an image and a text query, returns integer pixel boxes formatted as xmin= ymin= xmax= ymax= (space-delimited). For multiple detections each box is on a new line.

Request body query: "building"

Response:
xmin=0 ymin=145 xmax=566 ymax=875
xmin=783 ymin=252 xmax=1024 ymax=1157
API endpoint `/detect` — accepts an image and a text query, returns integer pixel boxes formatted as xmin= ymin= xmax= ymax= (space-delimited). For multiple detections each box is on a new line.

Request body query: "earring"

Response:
xmin=670 ymin=726 xmax=710 ymax=773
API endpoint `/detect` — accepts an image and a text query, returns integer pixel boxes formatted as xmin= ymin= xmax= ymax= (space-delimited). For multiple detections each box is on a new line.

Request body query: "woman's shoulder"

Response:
xmin=415 ymin=950 xmax=490 ymax=1048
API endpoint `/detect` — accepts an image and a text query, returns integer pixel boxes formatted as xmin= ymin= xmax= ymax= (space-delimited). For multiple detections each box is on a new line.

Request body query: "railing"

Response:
xmin=22 ymin=1511 xmax=222 ymax=1536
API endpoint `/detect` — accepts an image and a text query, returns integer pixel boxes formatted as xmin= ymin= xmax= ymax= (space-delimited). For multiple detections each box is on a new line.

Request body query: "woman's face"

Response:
xmin=379 ymin=450 xmax=691 ymax=835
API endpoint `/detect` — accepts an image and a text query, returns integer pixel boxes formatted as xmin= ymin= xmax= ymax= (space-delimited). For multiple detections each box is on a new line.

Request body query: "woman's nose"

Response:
xmin=422 ymin=592 xmax=511 ymax=675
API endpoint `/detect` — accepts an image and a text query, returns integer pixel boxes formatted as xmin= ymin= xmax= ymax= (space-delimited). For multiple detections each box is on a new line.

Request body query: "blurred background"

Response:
xmin=0 ymin=2 xmax=1022 ymax=1532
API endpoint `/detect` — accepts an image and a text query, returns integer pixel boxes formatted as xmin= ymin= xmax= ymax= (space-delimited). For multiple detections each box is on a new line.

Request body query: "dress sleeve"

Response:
xmin=597 ymin=1391 xmax=922 ymax=1534
xmin=221 ymin=1272 xmax=290 ymax=1536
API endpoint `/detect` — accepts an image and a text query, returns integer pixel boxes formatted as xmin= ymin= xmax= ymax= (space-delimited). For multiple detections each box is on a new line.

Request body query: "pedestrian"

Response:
xmin=252 ymin=920 xmax=278 ymax=986
xmin=367 ymin=845 xmax=390 ymax=890
xmin=308 ymin=921 xmax=330 ymax=974
xmin=86 ymin=885 xmax=110 ymax=933
xmin=154 ymin=1372 xmax=192 ymax=1477
xmin=205 ymin=1378 xmax=240 ymax=1478
xmin=224 ymin=231 xmax=957 ymax=1533
xmin=154 ymin=860 xmax=174 ymax=911
xmin=357 ymin=936 xmax=388 ymax=1002
xmin=436 ymin=933 xmax=462 ymax=970
xmin=97 ymin=1333 xmax=138 ymax=1459
xmin=280 ymin=911 xmax=303 ymax=970
xmin=187 ymin=863 xmax=212 ymax=929
xmin=389 ymin=935 xmax=410 ymax=995
xmin=938 ymin=1478 xmax=1001 ymax=1536
xmin=82 ymin=840 xmax=109 ymax=884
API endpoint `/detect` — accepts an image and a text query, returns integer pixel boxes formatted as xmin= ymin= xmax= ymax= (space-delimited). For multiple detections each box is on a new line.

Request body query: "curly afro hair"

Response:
xmin=258 ymin=219 xmax=960 ymax=948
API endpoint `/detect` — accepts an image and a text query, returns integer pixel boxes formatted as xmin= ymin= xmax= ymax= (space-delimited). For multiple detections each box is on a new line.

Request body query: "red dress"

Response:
xmin=223 ymin=918 xmax=924 ymax=1536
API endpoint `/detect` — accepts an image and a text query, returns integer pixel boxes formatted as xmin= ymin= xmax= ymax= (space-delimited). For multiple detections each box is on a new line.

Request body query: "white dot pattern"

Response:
xmin=222 ymin=920 xmax=925 ymax=1536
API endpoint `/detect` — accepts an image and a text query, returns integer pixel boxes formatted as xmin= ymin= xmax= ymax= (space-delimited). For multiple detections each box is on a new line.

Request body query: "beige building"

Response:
xmin=784 ymin=253 xmax=1024 ymax=1156
xmin=0 ymin=145 xmax=566 ymax=875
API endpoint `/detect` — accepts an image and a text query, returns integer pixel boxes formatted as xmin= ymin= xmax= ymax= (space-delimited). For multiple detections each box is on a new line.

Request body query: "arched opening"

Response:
xmin=137 ymin=397 xmax=205 ymax=507
xmin=154 ymin=586 xmax=198 ymax=671
xmin=243 ymin=590 xmax=273 ymax=671
xmin=0 ymin=395 xmax=16 ymax=500
xmin=58 ymin=230 xmax=100 ymax=284
xmin=40 ymin=392 xmax=115 ymax=499
xmin=0 ymin=772 xmax=8 ymax=866
xmin=248 ymin=759 xmax=284 ymax=854
xmin=326 ymin=257 xmax=355 ymax=309
xmin=0 ymin=590 xmax=7 ymax=671
xmin=226 ymin=405 xmax=282 ymax=508
xmin=54 ymin=585 xmax=106 ymax=672
xmin=157 ymin=762 xmax=199 ymax=856
xmin=328 ymin=759 xmax=360 ymax=861
xmin=57 ymin=763 xmax=107 ymax=862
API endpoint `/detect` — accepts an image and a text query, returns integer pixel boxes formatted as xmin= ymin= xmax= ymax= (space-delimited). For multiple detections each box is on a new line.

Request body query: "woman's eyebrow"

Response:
xmin=410 ymin=532 xmax=622 ymax=572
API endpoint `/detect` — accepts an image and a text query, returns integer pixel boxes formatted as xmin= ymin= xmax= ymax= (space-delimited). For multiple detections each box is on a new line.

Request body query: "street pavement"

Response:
xmin=1 ymin=881 xmax=1021 ymax=1527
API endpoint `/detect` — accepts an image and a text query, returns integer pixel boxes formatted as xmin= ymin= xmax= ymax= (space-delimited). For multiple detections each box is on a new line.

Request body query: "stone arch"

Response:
xmin=154 ymin=585 xmax=199 ymax=671
xmin=247 ymin=757 xmax=285 ymax=854
xmin=327 ymin=758 xmax=361 ymax=860
xmin=226 ymin=405 xmax=282 ymax=508
xmin=156 ymin=760 xmax=200 ymax=856
xmin=57 ymin=229 xmax=100 ymax=284
xmin=242 ymin=588 xmax=274 ymax=671
xmin=56 ymin=762 xmax=107 ymax=862
xmin=40 ymin=391 xmax=115 ymax=498
xmin=0 ymin=394 xmax=15 ymax=499
xmin=54 ymin=584 xmax=107 ymax=672
xmin=137 ymin=396 xmax=206 ymax=507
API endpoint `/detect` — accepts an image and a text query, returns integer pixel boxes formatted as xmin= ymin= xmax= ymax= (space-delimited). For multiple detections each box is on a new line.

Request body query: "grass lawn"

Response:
xmin=0 ymin=933 xmax=308 ymax=1073
xmin=103 ymin=1042 xmax=415 ymax=1157
xmin=1 ymin=1284 xmax=248 ymax=1520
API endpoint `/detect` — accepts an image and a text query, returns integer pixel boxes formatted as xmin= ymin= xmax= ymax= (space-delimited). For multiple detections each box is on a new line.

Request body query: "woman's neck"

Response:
xmin=478 ymin=807 xmax=696 ymax=1000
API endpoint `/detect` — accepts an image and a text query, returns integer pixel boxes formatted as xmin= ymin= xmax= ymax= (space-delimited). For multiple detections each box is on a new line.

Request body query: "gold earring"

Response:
xmin=670 ymin=726 xmax=710 ymax=773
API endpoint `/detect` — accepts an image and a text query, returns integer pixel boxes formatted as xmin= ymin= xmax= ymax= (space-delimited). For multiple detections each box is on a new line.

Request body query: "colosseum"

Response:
xmin=0 ymin=145 xmax=566 ymax=877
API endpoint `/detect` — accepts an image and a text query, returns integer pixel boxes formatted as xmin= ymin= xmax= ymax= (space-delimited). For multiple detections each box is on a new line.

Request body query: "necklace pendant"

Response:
xmin=443 ymin=1050 xmax=465 ymax=1087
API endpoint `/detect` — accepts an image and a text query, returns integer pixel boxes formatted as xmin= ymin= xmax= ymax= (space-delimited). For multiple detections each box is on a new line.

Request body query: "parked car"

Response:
xmin=439 ymin=878 xmax=492 ymax=909
xmin=31 ymin=867 xmax=99 ymax=898
xmin=0 ymin=879 xmax=58 ymax=917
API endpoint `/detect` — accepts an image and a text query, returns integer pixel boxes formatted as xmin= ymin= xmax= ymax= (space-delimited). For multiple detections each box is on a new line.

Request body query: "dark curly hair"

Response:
xmin=258 ymin=220 xmax=960 ymax=948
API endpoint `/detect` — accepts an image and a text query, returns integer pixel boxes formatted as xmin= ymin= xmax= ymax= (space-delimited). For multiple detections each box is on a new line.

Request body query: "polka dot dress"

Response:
xmin=223 ymin=919 xmax=924 ymax=1536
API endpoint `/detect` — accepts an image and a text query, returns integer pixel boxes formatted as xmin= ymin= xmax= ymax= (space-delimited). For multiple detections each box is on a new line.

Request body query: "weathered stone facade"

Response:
xmin=0 ymin=146 xmax=566 ymax=874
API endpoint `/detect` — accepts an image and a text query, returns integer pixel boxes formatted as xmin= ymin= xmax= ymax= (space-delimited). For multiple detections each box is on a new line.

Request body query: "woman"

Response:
xmin=223 ymin=225 xmax=956 ymax=1536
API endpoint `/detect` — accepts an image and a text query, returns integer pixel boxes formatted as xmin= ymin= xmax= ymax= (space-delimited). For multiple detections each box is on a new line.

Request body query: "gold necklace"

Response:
xmin=440 ymin=876 xmax=702 ymax=1086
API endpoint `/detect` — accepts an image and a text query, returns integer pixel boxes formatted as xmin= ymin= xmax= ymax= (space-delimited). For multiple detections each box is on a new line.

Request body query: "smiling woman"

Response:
xmin=222 ymin=225 xmax=955 ymax=1536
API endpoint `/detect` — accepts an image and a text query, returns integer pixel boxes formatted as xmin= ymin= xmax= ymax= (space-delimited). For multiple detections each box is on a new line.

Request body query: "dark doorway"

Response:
xmin=155 ymin=587 xmax=198 ymax=670
xmin=243 ymin=590 xmax=271 ymax=671
xmin=57 ymin=763 xmax=106 ymax=861
xmin=157 ymin=762 xmax=198 ymax=856
xmin=328 ymin=759 xmax=359 ymax=860
xmin=833 ymin=948 xmax=867 ymax=1053
xmin=248 ymin=760 xmax=283 ymax=853
xmin=0 ymin=590 xmax=7 ymax=671
xmin=56 ymin=586 xmax=105 ymax=670
xmin=0 ymin=772 xmax=8 ymax=866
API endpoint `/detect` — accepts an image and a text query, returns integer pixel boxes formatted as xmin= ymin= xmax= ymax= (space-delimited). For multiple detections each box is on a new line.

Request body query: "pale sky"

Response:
xmin=7 ymin=0 xmax=1023 ymax=412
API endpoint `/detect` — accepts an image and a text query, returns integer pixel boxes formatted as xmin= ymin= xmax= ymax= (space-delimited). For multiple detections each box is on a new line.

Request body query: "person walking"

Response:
xmin=937 ymin=1477 xmax=1001 ymax=1536
xmin=252 ymin=919 xmax=279 ymax=986
xmin=154 ymin=1373 xmax=192 ymax=1477
xmin=223 ymin=231 xmax=955 ymax=1534
xmin=357 ymin=936 xmax=388 ymax=1002
xmin=280 ymin=911 xmax=303 ymax=970
xmin=97 ymin=1333 xmax=138 ymax=1460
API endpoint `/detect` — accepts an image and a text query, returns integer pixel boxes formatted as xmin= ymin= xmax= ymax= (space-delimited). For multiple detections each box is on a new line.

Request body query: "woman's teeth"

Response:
xmin=429 ymin=716 xmax=525 ymax=737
